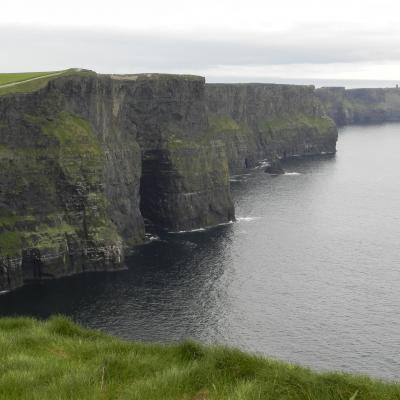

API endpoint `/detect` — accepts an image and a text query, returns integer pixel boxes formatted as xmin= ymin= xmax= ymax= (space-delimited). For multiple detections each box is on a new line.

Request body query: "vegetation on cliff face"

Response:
xmin=0 ymin=109 xmax=123 ymax=292
xmin=0 ymin=112 xmax=119 ymax=258
xmin=0 ymin=316 xmax=399 ymax=400
xmin=262 ymin=114 xmax=335 ymax=132
xmin=206 ymin=112 xmax=337 ymax=171
xmin=208 ymin=114 xmax=242 ymax=133
xmin=205 ymin=84 xmax=338 ymax=171
xmin=260 ymin=114 xmax=337 ymax=155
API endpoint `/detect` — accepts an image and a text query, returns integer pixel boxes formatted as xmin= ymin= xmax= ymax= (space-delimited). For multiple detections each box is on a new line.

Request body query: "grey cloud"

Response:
xmin=1 ymin=24 xmax=400 ymax=73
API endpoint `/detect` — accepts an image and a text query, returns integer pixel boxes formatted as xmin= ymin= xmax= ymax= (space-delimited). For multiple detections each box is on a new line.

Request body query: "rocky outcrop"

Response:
xmin=206 ymin=83 xmax=338 ymax=171
xmin=316 ymin=87 xmax=400 ymax=126
xmin=264 ymin=159 xmax=285 ymax=175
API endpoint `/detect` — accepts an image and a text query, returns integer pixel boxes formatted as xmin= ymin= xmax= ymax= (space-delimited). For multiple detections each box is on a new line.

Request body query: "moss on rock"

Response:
xmin=0 ymin=110 xmax=122 ymax=288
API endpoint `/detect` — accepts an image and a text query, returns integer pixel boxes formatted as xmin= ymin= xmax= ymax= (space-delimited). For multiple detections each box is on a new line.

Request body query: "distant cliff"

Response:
xmin=316 ymin=87 xmax=400 ymax=126
xmin=0 ymin=72 xmax=337 ymax=291
xmin=206 ymin=84 xmax=338 ymax=171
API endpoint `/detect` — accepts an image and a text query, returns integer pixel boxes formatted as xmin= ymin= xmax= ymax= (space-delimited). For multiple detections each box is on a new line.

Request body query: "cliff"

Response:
xmin=316 ymin=86 xmax=400 ymax=126
xmin=0 ymin=72 xmax=337 ymax=291
xmin=206 ymin=83 xmax=338 ymax=171
xmin=0 ymin=72 xmax=234 ymax=291
xmin=117 ymin=74 xmax=234 ymax=232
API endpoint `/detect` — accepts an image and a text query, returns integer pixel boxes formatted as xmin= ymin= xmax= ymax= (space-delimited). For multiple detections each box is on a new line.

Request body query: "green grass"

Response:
xmin=263 ymin=114 xmax=335 ymax=132
xmin=208 ymin=114 xmax=242 ymax=132
xmin=0 ymin=317 xmax=399 ymax=399
xmin=0 ymin=72 xmax=59 ymax=86
xmin=0 ymin=69 xmax=96 ymax=96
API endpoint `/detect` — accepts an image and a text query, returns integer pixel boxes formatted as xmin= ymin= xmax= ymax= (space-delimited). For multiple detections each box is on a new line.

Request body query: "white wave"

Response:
xmin=284 ymin=172 xmax=302 ymax=176
xmin=236 ymin=216 xmax=259 ymax=222
xmin=143 ymin=234 xmax=162 ymax=244
xmin=168 ymin=220 xmax=235 ymax=234
xmin=255 ymin=162 xmax=269 ymax=169
xmin=230 ymin=174 xmax=250 ymax=182
xmin=169 ymin=227 xmax=206 ymax=234
xmin=217 ymin=220 xmax=235 ymax=227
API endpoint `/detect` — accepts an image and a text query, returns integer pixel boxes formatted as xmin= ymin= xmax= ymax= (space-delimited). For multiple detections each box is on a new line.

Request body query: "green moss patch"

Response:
xmin=208 ymin=114 xmax=241 ymax=132
xmin=0 ymin=112 xmax=119 ymax=257
xmin=263 ymin=114 xmax=335 ymax=132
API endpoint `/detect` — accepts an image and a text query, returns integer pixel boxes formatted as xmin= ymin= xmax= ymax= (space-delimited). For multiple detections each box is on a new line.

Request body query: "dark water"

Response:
xmin=1 ymin=124 xmax=400 ymax=381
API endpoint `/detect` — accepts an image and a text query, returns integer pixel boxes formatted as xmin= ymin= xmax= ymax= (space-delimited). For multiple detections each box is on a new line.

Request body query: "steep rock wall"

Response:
xmin=206 ymin=83 xmax=338 ymax=171
xmin=316 ymin=87 xmax=400 ymax=126
xmin=112 ymin=75 xmax=234 ymax=232
xmin=0 ymin=74 xmax=144 ymax=291
xmin=0 ymin=73 xmax=234 ymax=291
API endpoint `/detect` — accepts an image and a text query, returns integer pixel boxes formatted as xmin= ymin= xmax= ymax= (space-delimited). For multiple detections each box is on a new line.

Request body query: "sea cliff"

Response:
xmin=206 ymin=83 xmax=338 ymax=171
xmin=0 ymin=71 xmax=337 ymax=291
xmin=316 ymin=86 xmax=400 ymax=126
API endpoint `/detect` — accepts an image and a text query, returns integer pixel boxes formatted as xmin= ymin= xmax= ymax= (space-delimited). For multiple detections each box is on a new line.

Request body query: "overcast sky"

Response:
xmin=2 ymin=0 xmax=400 ymax=84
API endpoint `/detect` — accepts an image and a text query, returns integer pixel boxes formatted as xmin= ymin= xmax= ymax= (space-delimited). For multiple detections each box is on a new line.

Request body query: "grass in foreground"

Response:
xmin=0 ymin=317 xmax=399 ymax=400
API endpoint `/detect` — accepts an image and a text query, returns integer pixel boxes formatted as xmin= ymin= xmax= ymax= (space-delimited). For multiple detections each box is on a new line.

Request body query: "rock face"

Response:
xmin=0 ymin=73 xmax=234 ymax=291
xmin=316 ymin=87 xmax=400 ymax=126
xmin=115 ymin=75 xmax=234 ymax=232
xmin=0 ymin=74 xmax=144 ymax=290
xmin=264 ymin=160 xmax=285 ymax=175
xmin=206 ymin=83 xmax=338 ymax=171
xmin=0 ymin=73 xmax=338 ymax=292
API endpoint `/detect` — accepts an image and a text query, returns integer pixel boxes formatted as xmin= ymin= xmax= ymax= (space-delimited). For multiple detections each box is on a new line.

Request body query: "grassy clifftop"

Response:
xmin=0 ymin=69 xmax=95 ymax=96
xmin=0 ymin=317 xmax=398 ymax=400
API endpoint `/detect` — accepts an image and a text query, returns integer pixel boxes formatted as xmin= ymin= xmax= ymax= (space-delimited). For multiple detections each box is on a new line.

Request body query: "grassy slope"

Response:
xmin=0 ymin=317 xmax=399 ymax=400
xmin=0 ymin=69 xmax=95 ymax=96
xmin=0 ymin=72 xmax=59 ymax=86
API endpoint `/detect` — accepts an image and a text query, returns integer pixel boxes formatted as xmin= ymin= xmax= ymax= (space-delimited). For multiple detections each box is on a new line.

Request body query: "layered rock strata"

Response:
xmin=206 ymin=83 xmax=338 ymax=171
